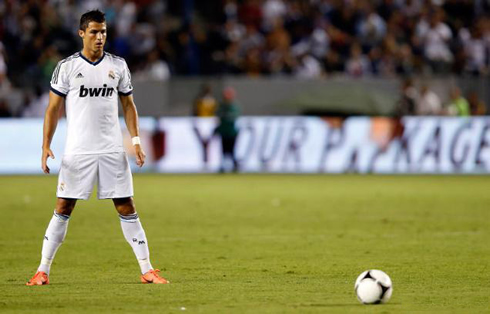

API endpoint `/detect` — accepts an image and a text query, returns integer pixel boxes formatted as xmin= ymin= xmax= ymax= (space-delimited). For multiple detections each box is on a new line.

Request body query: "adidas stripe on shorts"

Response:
xmin=57 ymin=153 xmax=133 ymax=200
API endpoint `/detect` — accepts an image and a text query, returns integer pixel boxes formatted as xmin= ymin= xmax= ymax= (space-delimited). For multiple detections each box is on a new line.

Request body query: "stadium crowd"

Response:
xmin=0 ymin=0 xmax=489 ymax=116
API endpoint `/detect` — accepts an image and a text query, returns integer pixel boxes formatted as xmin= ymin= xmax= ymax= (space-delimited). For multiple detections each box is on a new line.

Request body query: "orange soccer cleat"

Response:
xmin=26 ymin=271 xmax=49 ymax=286
xmin=140 ymin=269 xmax=169 ymax=284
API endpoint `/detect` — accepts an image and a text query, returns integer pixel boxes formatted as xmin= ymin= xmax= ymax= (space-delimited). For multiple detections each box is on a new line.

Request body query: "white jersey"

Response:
xmin=50 ymin=52 xmax=133 ymax=155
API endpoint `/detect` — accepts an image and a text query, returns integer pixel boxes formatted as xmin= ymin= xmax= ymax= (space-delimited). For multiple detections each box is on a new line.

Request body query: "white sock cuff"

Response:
xmin=119 ymin=213 xmax=139 ymax=223
xmin=53 ymin=210 xmax=70 ymax=222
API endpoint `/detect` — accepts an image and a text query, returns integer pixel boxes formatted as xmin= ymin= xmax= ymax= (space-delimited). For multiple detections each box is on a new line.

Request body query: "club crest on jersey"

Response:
xmin=108 ymin=70 xmax=116 ymax=79
xmin=79 ymin=84 xmax=115 ymax=98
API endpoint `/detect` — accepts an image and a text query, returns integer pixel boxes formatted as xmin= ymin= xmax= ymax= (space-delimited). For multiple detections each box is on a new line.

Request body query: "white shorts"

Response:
xmin=57 ymin=152 xmax=133 ymax=200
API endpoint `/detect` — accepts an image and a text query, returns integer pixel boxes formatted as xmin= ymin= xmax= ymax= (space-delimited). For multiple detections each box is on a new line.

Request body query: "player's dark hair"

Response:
xmin=79 ymin=9 xmax=105 ymax=31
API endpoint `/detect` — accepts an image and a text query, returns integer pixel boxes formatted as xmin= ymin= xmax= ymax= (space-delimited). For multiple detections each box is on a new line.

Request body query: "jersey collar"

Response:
xmin=80 ymin=51 xmax=105 ymax=66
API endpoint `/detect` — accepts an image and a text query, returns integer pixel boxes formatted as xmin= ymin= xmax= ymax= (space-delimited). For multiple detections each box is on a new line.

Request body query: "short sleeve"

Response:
xmin=50 ymin=61 xmax=69 ymax=97
xmin=118 ymin=61 xmax=133 ymax=96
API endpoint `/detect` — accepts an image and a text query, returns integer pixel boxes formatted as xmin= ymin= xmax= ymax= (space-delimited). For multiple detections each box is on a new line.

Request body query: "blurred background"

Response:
xmin=0 ymin=0 xmax=489 ymax=174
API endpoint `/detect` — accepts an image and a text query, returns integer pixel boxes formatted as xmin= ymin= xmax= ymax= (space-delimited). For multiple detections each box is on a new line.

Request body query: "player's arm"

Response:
xmin=120 ymin=94 xmax=146 ymax=167
xmin=42 ymin=91 xmax=65 ymax=174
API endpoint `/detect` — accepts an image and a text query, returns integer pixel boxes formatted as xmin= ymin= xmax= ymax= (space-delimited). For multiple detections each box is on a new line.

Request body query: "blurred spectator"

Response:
xmin=238 ymin=24 xmax=265 ymax=57
xmin=447 ymin=87 xmax=470 ymax=116
xmin=396 ymin=78 xmax=418 ymax=116
xmin=238 ymin=0 xmax=262 ymax=29
xmin=395 ymin=44 xmax=416 ymax=76
xmin=0 ymin=41 xmax=7 ymax=83
xmin=128 ymin=23 xmax=157 ymax=58
xmin=324 ymin=50 xmax=344 ymax=74
xmin=330 ymin=1 xmax=360 ymax=37
xmin=0 ymin=99 xmax=12 ymax=118
xmin=377 ymin=0 xmax=399 ymax=21
xmin=223 ymin=19 xmax=246 ymax=43
xmin=417 ymin=85 xmax=441 ymax=115
xmin=37 ymin=45 xmax=61 ymax=87
xmin=262 ymin=0 xmax=287 ymax=31
xmin=467 ymin=91 xmax=487 ymax=116
xmin=416 ymin=9 xmax=453 ymax=73
xmin=242 ymin=47 xmax=263 ymax=76
xmin=193 ymin=84 xmax=217 ymax=117
xmin=357 ymin=3 xmax=387 ymax=50
xmin=21 ymin=86 xmax=49 ymax=118
xmin=403 ymin=0 xmax=423 ymax=18
xmin=116 ymin=1 xmax=137 ymax=35
xmin=0 ymin=59 xmax=13 ymax=111
xmin=345 ymin=43 xmax=371 ymax=77
xmin=215 ymin=87 xmax=240 ymax=173
xmin=135 ymin=50 xmax=170 ymax=81
xmin=462 ymin=23 xmax=490 ymax=76
xmin=309 ymin=23 xmax=330 ymax=59
xmin=224 ymin=0 xmax=239 ymax=21
xmin=294 ymin=54 xmax=323 ymax=79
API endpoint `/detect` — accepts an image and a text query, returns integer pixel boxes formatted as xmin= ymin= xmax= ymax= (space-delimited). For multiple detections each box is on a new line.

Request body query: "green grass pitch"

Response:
xmin=0 ymin=175 xmax=489 ymax=313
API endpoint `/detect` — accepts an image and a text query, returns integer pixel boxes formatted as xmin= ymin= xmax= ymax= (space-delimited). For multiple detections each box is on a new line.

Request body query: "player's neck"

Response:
xmin=81 ymin=48 xmax=104 ymax=63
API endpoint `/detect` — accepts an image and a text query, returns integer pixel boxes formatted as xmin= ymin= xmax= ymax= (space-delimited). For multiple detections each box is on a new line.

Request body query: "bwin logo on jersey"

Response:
xmin=79 ymin=84 xmax=115 ymax=97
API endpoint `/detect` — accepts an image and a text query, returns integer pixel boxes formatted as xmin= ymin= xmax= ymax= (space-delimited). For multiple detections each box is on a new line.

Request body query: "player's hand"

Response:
xmin=134 ymin=145 xmax=146 ymax=167
xmin=41 ymin=147 xmax=55 ymax=174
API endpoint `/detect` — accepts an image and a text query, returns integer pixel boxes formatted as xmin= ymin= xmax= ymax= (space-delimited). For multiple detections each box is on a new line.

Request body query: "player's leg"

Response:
xmin=27 ymin=154 xmax=97 ymax=286
xmin=40 ymin=198 xmax=76 ymax=273
xmin=219 ymin=136 xmax=227 ymax=173
xmin=113 ymin=197 xmax=169 ymax=284
xmin=113 ymin=197 xmax=152 ymax=273
xmin=98 ymin=152 xmax=168 ymax=283
xmin=221 ymin=137 xmax=235 ymax=172
xmin=26 ymin=198 xmax=76 ymax=286
xmin=41 ymin=153 xmax=96 ymax=272
xmin=230 ymin=135 xmax=239 ymax=172
xmin=220 ymin=136 xmax=235 ymax=173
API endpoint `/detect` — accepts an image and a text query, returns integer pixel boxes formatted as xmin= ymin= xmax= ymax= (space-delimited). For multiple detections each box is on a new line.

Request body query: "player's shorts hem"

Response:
xmin=56 ymin=193 xmax=91 ymax=200
xmin=63 ymin=150 xmax=125 ymax=156
xmin=98 ymin=193 xmax=133 ymax=200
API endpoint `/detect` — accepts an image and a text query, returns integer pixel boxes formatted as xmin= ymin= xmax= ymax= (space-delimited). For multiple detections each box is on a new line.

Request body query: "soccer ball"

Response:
xmin=354 ymin=270 xmax=393 ymax=304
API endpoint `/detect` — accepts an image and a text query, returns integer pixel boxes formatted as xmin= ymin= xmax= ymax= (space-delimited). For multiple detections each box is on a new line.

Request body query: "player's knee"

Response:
xmin=114 ymin=197 xmax=135 ymax=215
xmin=56 ymin=199 xmax=76 ymax=216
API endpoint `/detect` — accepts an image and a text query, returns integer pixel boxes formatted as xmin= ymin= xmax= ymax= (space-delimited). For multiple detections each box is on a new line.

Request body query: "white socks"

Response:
xmin=37 ymin=211 xmax=153 ymax=275
xmin=38 ymin=211 xmax=70 ymax=274
xmin=119 ymin=213 xmax=153 ymax=274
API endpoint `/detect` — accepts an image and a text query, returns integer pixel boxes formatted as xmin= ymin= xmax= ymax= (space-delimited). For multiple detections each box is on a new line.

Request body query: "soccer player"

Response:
xmin=26 ymin=10 xmax=168 ymax=285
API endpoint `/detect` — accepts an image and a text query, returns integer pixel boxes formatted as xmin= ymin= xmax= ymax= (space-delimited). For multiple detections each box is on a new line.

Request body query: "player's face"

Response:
xmin=79 ymin=22 xmax=107 ymax=53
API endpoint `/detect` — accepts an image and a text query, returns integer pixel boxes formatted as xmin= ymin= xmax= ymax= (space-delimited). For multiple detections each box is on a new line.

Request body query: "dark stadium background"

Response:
xmin=0 ymin=0 xmax=489 ymax=118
